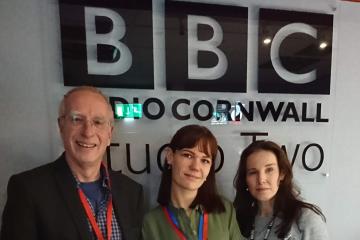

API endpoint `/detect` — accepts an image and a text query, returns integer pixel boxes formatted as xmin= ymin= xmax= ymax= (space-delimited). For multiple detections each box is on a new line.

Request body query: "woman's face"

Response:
xmin=245 ymin=150 xmax=284 ymax=205
xmin=167 ymin=144 xmax=212 ymax=193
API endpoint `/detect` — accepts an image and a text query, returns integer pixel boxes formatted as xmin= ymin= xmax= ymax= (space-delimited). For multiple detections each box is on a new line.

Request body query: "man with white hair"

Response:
xmin=1 ymin=86 xmax=144 ymax=240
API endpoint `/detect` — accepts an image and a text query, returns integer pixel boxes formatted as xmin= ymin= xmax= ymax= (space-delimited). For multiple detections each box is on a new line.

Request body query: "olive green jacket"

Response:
xmin=142 ymin=198 xmax=245 ymax=240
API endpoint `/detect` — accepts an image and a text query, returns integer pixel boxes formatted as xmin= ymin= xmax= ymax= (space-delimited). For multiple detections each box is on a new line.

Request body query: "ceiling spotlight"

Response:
xmin=319 ymin=42 xmax=328 ymax=49
xmin=263 ymin=38 xmax=272 ymax=45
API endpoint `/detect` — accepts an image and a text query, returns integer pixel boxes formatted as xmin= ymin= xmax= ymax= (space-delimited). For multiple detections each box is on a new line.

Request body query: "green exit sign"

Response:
xmin=115 ymin=104 xmax=142 ymax=119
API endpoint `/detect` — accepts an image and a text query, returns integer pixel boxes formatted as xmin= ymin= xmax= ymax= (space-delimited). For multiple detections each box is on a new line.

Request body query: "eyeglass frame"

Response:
xmin=58 ymin=112 xmax=113 ymax=131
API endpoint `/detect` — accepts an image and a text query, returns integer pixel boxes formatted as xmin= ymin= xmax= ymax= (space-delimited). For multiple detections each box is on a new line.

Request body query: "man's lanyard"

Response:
xmin=250 ymin=216 xmax=275 ymax=240
xmin=77 ymin=164 xmax=113 ymax=240
xmin=162 ymin=206 xmax=208 ymax=240
xmin=78 ymin=188 xmax=113 ymax=240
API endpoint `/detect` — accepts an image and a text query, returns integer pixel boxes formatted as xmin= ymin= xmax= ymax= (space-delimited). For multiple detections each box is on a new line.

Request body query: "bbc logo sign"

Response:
xmin=257 ymin=9 xmax=332 ymax=94
xmin=59 ymin=0 xmax=154 ymax=89
xmin=59 ymin=0 xmax=333 ymax=94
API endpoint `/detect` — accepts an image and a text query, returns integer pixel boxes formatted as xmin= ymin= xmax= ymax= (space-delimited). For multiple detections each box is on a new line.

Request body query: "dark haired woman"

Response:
xmin=142 ymin=124 xmax=243 ymax=240
xmin=233 ymin=140 xmax=328 ymax=240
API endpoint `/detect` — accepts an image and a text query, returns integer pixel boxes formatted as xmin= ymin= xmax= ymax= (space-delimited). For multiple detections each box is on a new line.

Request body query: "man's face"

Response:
xmin=59 ymin=90 xmax=113 ymax=169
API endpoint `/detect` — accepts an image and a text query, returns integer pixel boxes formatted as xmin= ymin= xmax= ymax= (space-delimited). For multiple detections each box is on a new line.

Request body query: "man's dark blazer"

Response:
xmin=0 ymin=153 xmax=144 ymax=240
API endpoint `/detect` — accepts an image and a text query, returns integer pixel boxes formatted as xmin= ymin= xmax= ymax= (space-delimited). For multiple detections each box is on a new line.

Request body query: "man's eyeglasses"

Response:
xmin=60 ymin=113 xmax=112 ymax=130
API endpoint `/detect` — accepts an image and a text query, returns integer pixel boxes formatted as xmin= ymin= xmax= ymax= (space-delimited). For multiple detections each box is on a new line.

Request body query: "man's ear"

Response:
xmin=58 ymin=118 xmax=64 ymax=134
xmin=107 ymin=125 xmax=114 ymax=146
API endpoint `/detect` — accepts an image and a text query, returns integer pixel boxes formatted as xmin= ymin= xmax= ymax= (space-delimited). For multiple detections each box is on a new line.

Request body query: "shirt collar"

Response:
xmin=168 ymin=202 xmax=204 ymax=214
xmin=73 ymin=163 xmax=111 ymax=191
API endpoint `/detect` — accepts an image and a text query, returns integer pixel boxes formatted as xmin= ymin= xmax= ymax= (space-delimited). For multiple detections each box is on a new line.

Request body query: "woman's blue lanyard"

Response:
xmin=162 ymin=206 xmax=207 ymax=240
xmin=250 ymin=216 xmax=275 ymax=240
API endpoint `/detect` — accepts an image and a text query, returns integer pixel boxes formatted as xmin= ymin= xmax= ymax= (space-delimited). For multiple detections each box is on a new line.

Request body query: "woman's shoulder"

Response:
xmin=144 ymin=205 xmax=164 ymax=221
xmin=297 ymin=207 xmax=325 ymax=226
xmin=142 ymin=205 xmax=175 ymax=240
xmin=220 ymin=196 xmax=232 ymax=205
xmin=219 ymin=196 xmax=235 ymax=211
xmin=294 ymin=207 xmax=328 ymax=239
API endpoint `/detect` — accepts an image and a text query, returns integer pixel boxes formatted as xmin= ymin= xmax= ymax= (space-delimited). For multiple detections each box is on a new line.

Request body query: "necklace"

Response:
xmin=250 ymin=216 xmax=276 ymax=240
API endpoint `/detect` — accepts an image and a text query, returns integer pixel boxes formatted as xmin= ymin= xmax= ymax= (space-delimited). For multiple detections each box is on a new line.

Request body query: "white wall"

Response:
xmin=1 ymin=0 xmax=360 ymax=238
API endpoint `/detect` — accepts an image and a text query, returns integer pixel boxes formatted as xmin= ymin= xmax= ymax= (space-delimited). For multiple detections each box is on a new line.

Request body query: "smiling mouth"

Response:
xmin=184 ymin=173 xmax=201 ymax=180
xmin=76 ymin=141 xmax=97 ymax=148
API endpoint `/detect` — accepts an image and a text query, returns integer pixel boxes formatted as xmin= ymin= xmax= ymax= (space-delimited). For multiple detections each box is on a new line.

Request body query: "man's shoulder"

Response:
xmin=110 ymin=170 xmax=142 ymax=188
xmin=109 ymin=171 xmax=143 ymax=200
xmin=8 ymin=155 xmax=65 ymax=186
xmin=11 ymin=160 xmax=56 ymax=180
